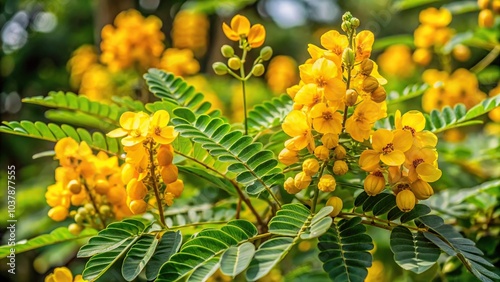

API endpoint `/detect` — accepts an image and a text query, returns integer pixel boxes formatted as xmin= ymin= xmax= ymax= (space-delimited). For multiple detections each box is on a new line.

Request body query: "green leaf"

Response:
xmin=419 ymin=215 xmax=499 ymax=282
xmin=246 ymin=204 xmax=332 ymax=281
xmin=426 ymin=96 xmax=500 ymax=133
xmin=392 ymin=0 xmax=442 ymax=11
xmin=373 ymin=34 xmax=415 ymax=51
xmin=156 ymin=220 xmax=258 ymax=282
xmin=442 ymin=1 xmax=480 ymax=14
xmin=0 ymin=227 xmax=97 ymax=258
xmin=79 ymin=218 xmax=152 ymax=281
xmin=23 ymin=91 xmax=125 ymax=127
xmin=144 ymin=69 xmax=220 ymax=117
xmin=386 ymin=84 xmax=429 ymax=105
xmin=220 ymin=242 xmax=255 ymax=277
xmin=186 ymin=258 xmax=220 ymax=282
xmin=400 ymin=204 xmax=431 ymax=223
xmin=318 ymin=217 xmax=374 ymax=282
xmin=173 ymin=111 xmax=284 ymax=196
xmin=178 ymin=165 xmax=236 ymax=195
xmin=0 ymin=121 xmax=121 ymax=155
xmin=247 ymin=94 xmax=293 ymax=133
xmin=122 ymin=234 xmax=158 ymax=281
xmin=146 ymin=231 xmax=182 ymax=281
xmin=390 ymin=226 xmax=440 ymax=274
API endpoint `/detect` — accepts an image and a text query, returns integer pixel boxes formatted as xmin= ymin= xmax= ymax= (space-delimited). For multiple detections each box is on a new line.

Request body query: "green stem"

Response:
xmin=471 ymin=45 xmax=500 ymax=73
xmin=240 ymin=48 xmax=249 ymax=135
xmin=81 ymin=180 xmax=106 ymax=229
xmin=311 ymin=162 xmax=328 ymax=213
xmin=149 ymin=142 xmax=167 ymax=228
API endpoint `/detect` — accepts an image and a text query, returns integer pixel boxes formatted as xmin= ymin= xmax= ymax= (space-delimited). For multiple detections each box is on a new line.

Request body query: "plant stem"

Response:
xmin=311 ymin=162 xmax=328 ymax=213
xmin=339 ymin=212 xmax=426 ymax=232
xmin=149 ymin=142 xmax=167 ymax=228
xmin=471 ymin=45 xmax=500 ymax=73
xmin=236 ymin=198 xmax=242 ymax=219
xmin=248 ymin=232 xmax=272 ymax=242
xmin=240 ymin=48 xmax=249 ymax=135
xmin=231 ymin=180 xmax=266 ymax=229
xmin=81 ymin=179 xmax=105 ymax=229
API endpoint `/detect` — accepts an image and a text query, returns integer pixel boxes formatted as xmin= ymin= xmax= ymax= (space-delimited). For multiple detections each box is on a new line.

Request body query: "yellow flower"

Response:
xmin=321 ymin=133 xmax=339 ymax=149
xmin=318 ymin=174 xmax=336 ymax=192
xmin=345 ymin=100 xmax=383 ymax=142
xmin=377 ymin=45 xmax=415 ymax=78
xmin=299 ymin=58 xmax=345 ymax=104
xmin=359 ymin=129 xmax=413 ymax=171
xmin=404 ymin=147 xmax=442 ymax=183
xmin=48 ymin=206 xmax=69 ymax=222
xmin=167 ymin=179 xmax=184 ymax=198
xmin=419 ymin=8 xmax=452 ymax=28
xmin=355 ymin=31 xmax=374 ymax=62
xmin=294 ymin=84 xmax=322 ymax=108
xmin=149 ymin=110 xmax=178 ymax=145
xmin=282 ymin=110 xmax=315 ymax=152
xmin=302 ymin=158 xmax=320 ymax=176
xmin=294 ymin=172 xmax=311 ymax=190
xmin=160 ymin=48 xmax=200 ymax=76
xmin=320 ymin=30 xmax=348 ymax=58
xmin=314 ymin=145 xmax=330 ymax=161
xmin=395 ymin=110 xmax=437 ymax=148
xmin=410 ymin=179 xmax=434 ymax=200
xmin=107 ymin=111 xmax=150 ymax=146
xmin=222 ymin=14 xmax=266 ymax=48
xmin=67 ymin=45 xmax=98 ymax=88
xmin=333 ymin=160 xmax=348 ymax=175
xmin=310 ymin=103 xmax=343 ymax=134
xmin=278 ymin=148 xmax=299 ymax=165
xmin=396 ymin=189 xmax=416 ymax=212
xmin=45 ymin=267 xmax=74 ymax=282
xmin=266 ymin=55 xmax=298 ymax=94
xmin=326 ymin=196 xmax=343 ymax=217
xmin=284 ymin=177 xmax=300 ymax=194
xmin=129 ymin=199 xmax=148 ymax=214
xmin=171 ymin=10 xmax=209 ymax=57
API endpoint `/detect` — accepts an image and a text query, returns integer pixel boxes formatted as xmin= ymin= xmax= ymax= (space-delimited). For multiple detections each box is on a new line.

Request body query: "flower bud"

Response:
xmin=294 ymin=172 xmax=312 ymax=190
xmin=161 ymin=164 xmax=179 ymax=184
xmin=452 ymin=44 xmax=471 ymax=62
xmin=345 ymin=89 xmax=358 ymax=106
xmin=302 ymin=158 xmax=320 ymax=176
xmin=167 ymin=179 xmax=184 ymax=198
xmin=333 ymin=160 xmax=348 ymax=175
xmin=221 ymin=44 xmax=234 ymax=58
xmin=94 ymin=179 xmax=110 ymax=194
xmin=77 ymin=207 xmax=87 ymax=216
xmin=334 ymin=145 xmax=347 ymax=160
xmin=318 ymin=174 xmax=336 ymax=192
xmin=213 ymin=62 xmax=228 ymax=75
xmin=129 ymin=199 xmax=147 ymax=214
xmin=364 ymin=172 xmax=386 ymax=196
xmin=362 ymin=76 xmax=379 ymax=93
xmin=341 ymin=22 xmax=349 ymax=32
xmin=48 ymin=206 xmax=68 ymax=221
xmin=278 ymin=148 xmax=299 ymax=165
xmin=252 ymin=64 xmax=265 ymax=76
xmin=284 ymin=177 xmax=301 ymax=194
xmin=84 ymin=203 xmax=95 ymax=213
xmin=157 ymin=144 xmax=174 ymax=166
xmin=107 ymin=186 xmax=126 ymax=205
xmin=314 ymin=145 xmax=330 ymax=161
xmin=68 ymin=223 xmax=82 ymax=235
xmin=479 ymin=9 xmax=495 ymax=27
xmin=410 ymin=179 xmax=434 ymax=200
xmin=342 ymin=48 xmax=355 ymax=67
xmin=74 ymin=214 xmax=84 ymax=224
xmin=360 ymin=59 xmax=374 ymax=76
xmin=260 ymin=46 xmax=273 ymax=61
xmin=228 ymin=57 xmax=241 ymax=70
xmin=388 ymin=166 xmax=402 ymax=185
xmin=396 ymin=189 xmax=416 ymax=212
xmin=350 ymin=17 xmax=360 ymax=28
xmin=413 ymin=48 xmax=432 ymax=66
xmin=342 ymin=12 xmax=352 ymax=22
xmin=326 ymin=196 xmax=343 ymax=217
xmin=121 ymin=163 xmax=136 ymax=184
xmin=371 ymin=86 xmax=387 ymax=103
xmin=478 ymin=0 xmax=490 ymax=9
xmin=321 ymin=133 xmax=339 ymax=149
xmin=67 ymin=179 xmax=82 ymax=194
xmin=127 ymin=178 xmax=148 ymax=200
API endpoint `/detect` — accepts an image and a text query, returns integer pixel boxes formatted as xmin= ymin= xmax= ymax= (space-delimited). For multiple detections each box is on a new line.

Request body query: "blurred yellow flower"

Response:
xmin=160 ymin=48 xmax=200 ymax=76
xmin=67 ymin=45 xmax=98 ymax=88
xmin=222 ymin=14 xmax=266 ymax=48
xmin=266 ymin=55 xmax=298 ymax=94
xmin=377 ymin=45 xmax=415 ymax=78
xmin=78 ymin=65 xmax=114 ymax=102
xmin=172 ymin=10 xmax=209 ymax=57
xmin=419 ymin=7 xmax=452 ymax=27
xmin=100 ymin=9 xmax=165 ymax=72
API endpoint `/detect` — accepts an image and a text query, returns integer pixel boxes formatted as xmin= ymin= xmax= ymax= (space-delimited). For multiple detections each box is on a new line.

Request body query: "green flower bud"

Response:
xmin=341 ymin=22 xmax=348 ymax=32
xmin=212 ymin=62 xmax=228 ymax=75
xmin=342 ymin=48 xmax=355 ymax=67
xmin=252 ymin=64 xmax=265 ymax=76
xmin=260 ymin=46 xmax=273 ymax=61
xmin=342 ymin=12 xmax=352 ymax=22
xmin=350 ymin=17 xmax=360 ymax=28
xmin=228 ymin=57 xmax=241 ymax=70
xmin=221 ymin=44 xmax=234 ymax=58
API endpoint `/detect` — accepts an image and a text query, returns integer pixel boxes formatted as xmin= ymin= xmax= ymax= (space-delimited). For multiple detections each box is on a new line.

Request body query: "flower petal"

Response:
xmin=416 ymin=163 xmax=442 ymax=182
xmin=231 ymin=14 xmax=250 ymax=36
xmin=393 ymin=130 xmax=413 ymax=152
xmin=222 ymin=22 xmax=239 ymax=41
xmin=380 ymin=151 xmax=406 ymax=166
xmin=359 ymin=150 xmax=381 ymax=172
xmin=151 ymin=110 xmax=170 ymax=128
xmin=248 ymin=24 xmax=265 ymax=48
xmin=372 ymin=129 xmax=393 ymax=152
xmin=402 ymin=110 xmax=426 ymax=132
xmin=107 ymin=128 xmax=128 ymax=138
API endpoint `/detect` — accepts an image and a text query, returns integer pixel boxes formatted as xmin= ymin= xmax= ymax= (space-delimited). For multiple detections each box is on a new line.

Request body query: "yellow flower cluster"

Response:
xmin=265 ymin=55 xmax=298 ymax=94
xmin=100 ymin=9 xmax=165 ymax=72
xmin=160 ymin=48 xmax=200 ymax=76
xmin=107 ymin=110 xmax=182 ymax=214
xmin=377 ymin=45 xmax=415 ymax=78
xmin=279 ymin=13 xmax=388 ymax=216
xmin=67 ymin=45 xmax=98 ymax=88
xmin=359 ymin=111 xmax=441 ymax=212
xmin=413 ymin=8 xmax=453 ymax=66
xmin=422 ymin=68 xmax=487 ymax=112
xmin=45 ymin=267 xmax=86 ymax=282
xmin=171 ymin=10 xmax=210 ymax=57
xmin=47 ymin=137 xmax=131 ymax=233
xmin=478 ymin=0 xmax=499 ymax=28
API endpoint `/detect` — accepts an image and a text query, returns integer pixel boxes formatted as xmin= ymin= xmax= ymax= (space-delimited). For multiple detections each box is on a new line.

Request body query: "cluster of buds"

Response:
xmin=478 ymin=0 xmax=500 ymax=28
xmin=46 ymin=137 xmax=131 ymax=233
xmin=213 ymin=14 xmax=271 ymax=78
xmin=360 ymin=110 xmax=442 ymax=212
xmin=279 ymin=12 xmax=388 ymax=217
xmin=107 ymin=110 xmax=182 ymax=215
